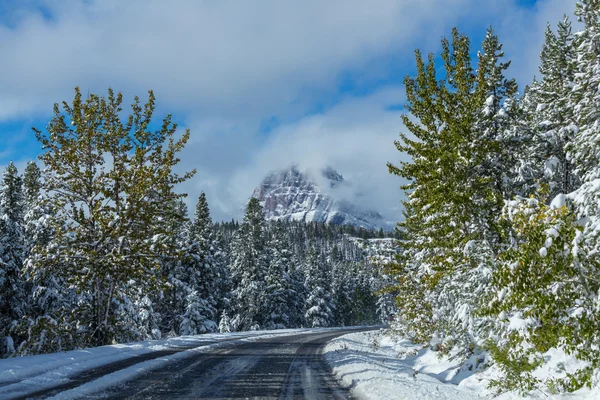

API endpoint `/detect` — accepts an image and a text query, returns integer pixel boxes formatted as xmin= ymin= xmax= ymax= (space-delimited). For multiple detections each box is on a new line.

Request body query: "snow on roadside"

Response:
xmin=0 ymin=328 xmax=338 ymax=400
xmin=323 ymin=330 xmax=600 ymax=400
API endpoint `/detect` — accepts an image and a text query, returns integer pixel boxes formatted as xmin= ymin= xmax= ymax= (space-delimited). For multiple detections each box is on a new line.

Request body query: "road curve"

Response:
xmin=94 ymin=327 xmax=373 ymax=400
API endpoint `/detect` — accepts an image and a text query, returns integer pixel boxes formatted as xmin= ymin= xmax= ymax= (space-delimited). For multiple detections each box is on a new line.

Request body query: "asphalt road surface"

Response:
xmin=19 ymin=327 xmax=377 ymax=400
xmin=101 ymin=328 xmax=369 ymax=400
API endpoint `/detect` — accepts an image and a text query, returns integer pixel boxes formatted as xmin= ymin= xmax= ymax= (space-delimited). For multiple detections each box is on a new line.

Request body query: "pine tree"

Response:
xmin=30 ymin=87 xmax=195 ymax=347
xmin=387 ymin=28 xmax=518 ymax=346
xmin=331 ymin=255 xmax=354 ymax=326
xmin=0 ymin=162 xmax=26 ymax=357
xmin=569 ymin=0 xmax=600 ymax=183
xmin=263 ymin=220 xmax=295 ymax=329
xmin=23 ymin=162 xmax=41 ymax=210
xmin=567 ymin=0 xmax=600 ymax=256
xmin=350 ymin=261 xmax=378 ymax=325
xmin=229 ymin=198 xmax=269 ymax=330
xmin=179 ymin=193 xmax=220 ymax=335
xmin=156 ymin=199 xmax=192 ymax=337
xmin=388 ymin=29 xmax=480 ymax=343
xmin=480 ymin=187 xmax=600 ymax=392
xmin=524 ymin=18 xmax=578 ymax=198
xmin=22 ymin=162 xmax=49 ymax=251
xmin=218 ymin=310 xmax=232 ymax=333
xmin=304 ymin=245 xmax=334 ymax=328
xmin=476 ymin=27 xmax=519 ymax=205
xmin=18 ymin=161 xmax=77 ymax=355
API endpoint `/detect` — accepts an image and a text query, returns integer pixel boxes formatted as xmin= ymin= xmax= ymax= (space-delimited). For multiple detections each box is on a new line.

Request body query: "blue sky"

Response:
xmin=0 ymin=0 xmax=576 ymax=222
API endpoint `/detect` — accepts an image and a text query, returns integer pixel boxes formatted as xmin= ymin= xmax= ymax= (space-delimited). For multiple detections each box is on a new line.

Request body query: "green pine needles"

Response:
xmin=388 ymin=3 xmax=600 ymax=394
xmin=27 ymin=87 xmax=195 ymax=348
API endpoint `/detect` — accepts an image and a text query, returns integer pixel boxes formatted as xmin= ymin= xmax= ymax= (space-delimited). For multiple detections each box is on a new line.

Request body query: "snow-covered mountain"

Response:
xmin=251 ymin=166 xmax=394 ymax=231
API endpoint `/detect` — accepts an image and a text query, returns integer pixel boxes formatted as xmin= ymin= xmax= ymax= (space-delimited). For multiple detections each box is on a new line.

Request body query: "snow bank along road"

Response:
xmin=0 ymin=326 xmax=379 ymax=399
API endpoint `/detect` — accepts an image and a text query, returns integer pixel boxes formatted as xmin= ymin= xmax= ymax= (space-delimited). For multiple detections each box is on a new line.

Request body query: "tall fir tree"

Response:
xmin=229 ymin=197 xmax=269 ymax=330
xmin=569 ymin=0 xmax=600 ymax=183
xmin=524 ymin=18 xmax=578 ymax=198
xmin=155 ymin=199 xmax=191 ymax=337
xmin=179 ymin=193 xmax=219 ymax=335
xmin=18 ymin=161 xmax=77 ymax=356
xmin=387 ymin=28 xmax=519 ymax=346
xmin=22 ymin=161 xmax=50 ymax=251
xmin=331 ymin=250 xmax=354 ymax=326
xmin=304 ymin=245 xmax=334 ymax=328
xmin=0 ymin=162 xmax=26 ymax=356
xmin=263 ymin=220 xmax=295 ymax=329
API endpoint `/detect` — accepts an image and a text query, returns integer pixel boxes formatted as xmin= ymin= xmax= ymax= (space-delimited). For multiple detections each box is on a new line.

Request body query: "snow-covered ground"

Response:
xmin=323 ymin=329 xmax=600 ymax=400
xmin=0 ymin=328 xmax=345 ymax=400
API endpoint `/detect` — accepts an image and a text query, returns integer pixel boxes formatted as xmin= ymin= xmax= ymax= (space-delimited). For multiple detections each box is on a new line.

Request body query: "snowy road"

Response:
xmin=97 ymin=328 xmax=368 ymax=400
xmin=2 ymin=327 xmax=377 ymax=400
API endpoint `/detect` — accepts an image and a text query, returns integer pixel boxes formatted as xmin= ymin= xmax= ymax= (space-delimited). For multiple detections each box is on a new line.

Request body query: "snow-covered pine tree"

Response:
xmin=211 ymin=230 xmax=231 ymax=321
xmin=263 ymin=220 xmax=295 ymax=329
xmin=285 ymin=247 xmax=306 ymax=328
xmin=155 ymin=199 xmax=190 ymax=337
xmin=435 ymin=27 xmax=518 ymax=346
xmin=218 ymin=310 xmax=232 ymax=333
xmin=304 ymin=245 xmax=334 ymax=328
xmin=480 ymin=185 xmax=600 ymax=392
xmin=523 ymin=18 xmax=578 ymax=198
xmin=179 ymin=193 xmax=219 ymax=335
xmin=189 ymin=192 xmax=216 ymax=302
xmin=569 ymin=0 xmax=600 ymax=184
xmin=388 ymin=29 xmax=479 ymax=344
xmin=510 ymin=80 xmax=544 ymax=196
xmin=22 ymin=161 xmax=50 ymax=251
xmin=387 ymin=28 xmax=519 ymax=348
xmin=350 ymin=261 xmax=378 ymax=325
xmin=476 ymin=27 xmax=519 ymax=203
xmin=30 ymin=87 xmax=195 ymax=347
xmin=0 ymin=162 xmax=27 ymax=357
xmin=23 ymin=162 xmax=41 ymax=212
xmin=567 ymin=0 xmax=600 ymax=257
xmin=18 ymin=160 xmax=81 ymax=356
xmin=229 ymin=197 xmax=269 ymax=331
xmin=331 ymin=249 xmax=354 ymax=326
xmin=179 ymin=289 xmax=216 ymax=335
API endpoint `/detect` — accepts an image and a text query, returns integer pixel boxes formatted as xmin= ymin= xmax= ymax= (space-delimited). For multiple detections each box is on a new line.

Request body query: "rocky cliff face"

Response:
xmin=251 ymin=166 xmax=393 ymax=231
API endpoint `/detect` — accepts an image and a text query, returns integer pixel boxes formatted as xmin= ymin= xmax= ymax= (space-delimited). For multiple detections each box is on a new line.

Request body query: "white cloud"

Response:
xmin=0 ymin=0 xmax=579 ymax=223
xmin=177 ymin=87 xmax=408 ymax=222
xmin=0 ymin=0 xmax=473 ymax=121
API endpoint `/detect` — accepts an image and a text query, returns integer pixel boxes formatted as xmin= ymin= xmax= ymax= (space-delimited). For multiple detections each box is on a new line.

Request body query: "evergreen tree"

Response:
xmin=569 ymin=0 xmax=600 ymax=183
xmin=18 ymin=161 xmax=78 ymax=356
xmin=218 ymin=310 xmax=232 ymax=333
xmin=304 ymin=245 xmax=334 ymax=328
xmin=179 ymin=193 xmax=220 ymax=335
xmin=480 ymin=188 xmax=600 ymax=392
xmin=156 ymin=199 xmax=191 ymax=337
xmin=30 ymin=87 xmax=195 ymax=347
xmin=0 ymin=162 xmax=26 ymax=356
xmin=22 ymin=161 xmax=49 ymax=251
xmin=23 ymin=161 xmax=41 ymax=211
xmin=229 ymin=198 xmax=269 ymax=330
xmin=387 ymin=28 xmax=509 ymax=344
xmin=264 ymin=220 xmax=295 ymax=329
xmin=350 ymin=261 xmax=378 ymax=325
xmin=524 ymin=18 xmax=578 ymax=198
xmin=331 ymin=254 xmax=354 ymax=327
xmin=476 ymin=27 xmax=519 ymax=206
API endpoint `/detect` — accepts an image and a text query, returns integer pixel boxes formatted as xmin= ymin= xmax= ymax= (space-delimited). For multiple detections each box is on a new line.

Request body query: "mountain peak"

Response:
xmin=321 ymin=166 xmax=344 ymax=188
xmin=251 ymin=165 xmax=392 ymax=231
